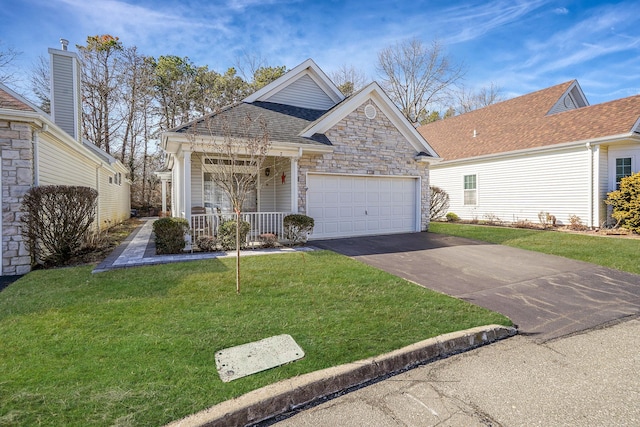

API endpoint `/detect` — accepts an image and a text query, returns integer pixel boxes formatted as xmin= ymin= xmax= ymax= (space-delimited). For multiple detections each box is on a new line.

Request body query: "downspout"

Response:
xmin=95 ymin=162 xmax=103 ymax=233
xmin=32 ymin=128 xmax=41 ymax=186
xmin=586 ymin=142 xmax=594 ymax=229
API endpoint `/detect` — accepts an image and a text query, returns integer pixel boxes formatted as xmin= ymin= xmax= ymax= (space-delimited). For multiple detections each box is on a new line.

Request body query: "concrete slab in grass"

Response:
xmin=215 ymin=334 xmax=305 ymax=382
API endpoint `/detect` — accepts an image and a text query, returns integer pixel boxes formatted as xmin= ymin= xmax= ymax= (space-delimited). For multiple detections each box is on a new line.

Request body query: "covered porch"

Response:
xmin=159 ymin=144 xmax=309 ymax=243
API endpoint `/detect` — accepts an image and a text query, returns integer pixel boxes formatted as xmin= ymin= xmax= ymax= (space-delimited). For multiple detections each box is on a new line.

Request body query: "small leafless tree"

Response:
xmin=0 ymin=41 xmax=21 ymax=85
xmin=330 ymin=64 xmax=367 ymax=97
xmin=430 ymin=186 xmax=450 ymax=220
xmin=377 ymin=37 xmax=465 ymax=124
xmin=189 ymin=113 xmax=272 ymax=293
xmin=454 ymin=82 xmax=504 ymax=114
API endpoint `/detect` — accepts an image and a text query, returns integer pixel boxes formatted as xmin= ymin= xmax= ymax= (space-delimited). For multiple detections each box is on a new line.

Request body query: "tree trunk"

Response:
xmin=236 ymin=209 xmax=241 ymax=294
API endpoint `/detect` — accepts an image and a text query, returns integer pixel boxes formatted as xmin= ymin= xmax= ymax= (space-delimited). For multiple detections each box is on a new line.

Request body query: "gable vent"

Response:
xmin=364 ymin=104 xmax=377 ymax=119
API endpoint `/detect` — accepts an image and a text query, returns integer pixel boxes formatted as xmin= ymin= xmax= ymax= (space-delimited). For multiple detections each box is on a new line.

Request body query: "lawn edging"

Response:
xmin=166 ymin=324 xmax=517 ymax=427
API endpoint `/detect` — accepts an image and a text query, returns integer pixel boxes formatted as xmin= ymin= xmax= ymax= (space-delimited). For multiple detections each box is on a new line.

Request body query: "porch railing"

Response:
xmin=190 ymin=212 xmax=292 ymax=243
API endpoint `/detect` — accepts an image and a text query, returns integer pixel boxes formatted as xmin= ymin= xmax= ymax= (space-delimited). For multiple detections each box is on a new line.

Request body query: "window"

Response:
xmin=203 ymin=173 xmax=257 ymax=212
xmin=464 ymin=174 xmax=477 ymax=205
xmin=615 ymin=158 xmax=632 ymax=189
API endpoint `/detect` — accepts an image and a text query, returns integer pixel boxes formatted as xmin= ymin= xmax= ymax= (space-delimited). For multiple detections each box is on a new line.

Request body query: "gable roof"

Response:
xmin=0 ymin=83 xmax=42 ymax=113
xmin=301 ymin=81 xmax=440 ymax=158
xmin=243 ymin=58 xmax=344 ymax=109
xmin=164 ymin=60 xmax=439 ymax=162
xmin=418 ymin=80 xmax=640 ymax=162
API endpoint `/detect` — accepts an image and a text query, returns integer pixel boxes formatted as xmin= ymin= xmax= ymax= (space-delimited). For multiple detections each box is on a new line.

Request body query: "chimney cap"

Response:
xmin=60 ymin=38 xmax=69 ymax=51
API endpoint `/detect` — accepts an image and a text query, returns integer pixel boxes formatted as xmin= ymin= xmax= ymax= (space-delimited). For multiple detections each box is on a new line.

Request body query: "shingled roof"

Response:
xmin=173 ymin=101 xmax=332 ymax=145
xmin=418 ymin=81 xmax=640 ymax=161
xmin=0 ymin=86 xmax=37 ymax=112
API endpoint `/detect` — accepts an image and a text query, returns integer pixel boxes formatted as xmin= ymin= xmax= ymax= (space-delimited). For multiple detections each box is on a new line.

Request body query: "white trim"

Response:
xmin=0 ymin=158 xmax=2 ymax=276
xmin=433 ymin=133 xmax=640 ymax=167
xmin=300 ymin=82 xmax=440 ymax=160
xmin=243 ymin=59 xmax=344 ymax=105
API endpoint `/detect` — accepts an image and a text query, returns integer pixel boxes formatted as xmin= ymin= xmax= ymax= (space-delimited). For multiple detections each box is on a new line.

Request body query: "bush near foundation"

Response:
xmin=218 ymin=219 xmax=251 ymax=250
xmin=430 ymin=186 xmax=450 ymax=220
xmin=284 ymin=214 xmax=314 ymax=245
xmin=606 ymin=172 xmax=640 ymax=233
xmin=153 ymin=217 xmax=189 ymax=254
xmin=21 ymin=185 xmax=98 ymax=265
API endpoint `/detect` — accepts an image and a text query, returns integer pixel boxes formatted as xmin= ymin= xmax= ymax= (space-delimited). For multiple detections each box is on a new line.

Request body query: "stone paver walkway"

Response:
xmin=92 ymin=218 xmax=314 ymax=273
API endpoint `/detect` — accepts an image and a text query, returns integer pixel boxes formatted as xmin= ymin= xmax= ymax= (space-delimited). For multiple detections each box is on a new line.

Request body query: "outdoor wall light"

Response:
xmin=265 ymin=167 xmax=271 ymax=177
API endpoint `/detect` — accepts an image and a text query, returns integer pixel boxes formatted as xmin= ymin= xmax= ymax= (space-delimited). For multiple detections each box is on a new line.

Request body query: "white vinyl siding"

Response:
xmin=38 ymin=134 xmax=129 ymax=230
xmin=265 ymin=74 xmax=335 ymax=110
xmin=258 ymin=157 xmax=291 ymax=212
xmin=191 ymin=154 xmax=203 ymax=207
xmin=38 ymin=136 xmax=96 ymax=186
xmin=431 ymin=148 xmax=591 ymax=226
xmin=50 ymin=52 xmax=80 ymax=141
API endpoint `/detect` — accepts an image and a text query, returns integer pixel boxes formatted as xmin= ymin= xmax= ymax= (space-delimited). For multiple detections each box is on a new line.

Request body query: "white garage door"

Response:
xmin=307 ymin=174 xmax=419 ymax=239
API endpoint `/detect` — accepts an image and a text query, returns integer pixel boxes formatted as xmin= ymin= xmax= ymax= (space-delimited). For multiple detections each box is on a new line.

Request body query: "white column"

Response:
xmin=161 ymin=179 xmax=167 ymax=214
xmin=183 ymin=149 xmax=192 ymax=223
xmin=291 ymin=156 xmax=299 ymax=213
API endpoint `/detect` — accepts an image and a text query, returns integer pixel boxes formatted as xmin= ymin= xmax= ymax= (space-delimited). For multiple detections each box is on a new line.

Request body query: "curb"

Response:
xmin=166 ymin=324 xmax=517 ymax=427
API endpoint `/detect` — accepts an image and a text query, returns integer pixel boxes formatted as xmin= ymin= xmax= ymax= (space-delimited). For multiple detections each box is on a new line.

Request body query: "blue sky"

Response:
xmin=2 ymin=0 xmax=639 ymax=106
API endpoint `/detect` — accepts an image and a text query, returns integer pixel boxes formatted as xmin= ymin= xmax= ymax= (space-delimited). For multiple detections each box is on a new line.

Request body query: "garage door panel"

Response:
xmin=307 ymin=174 xmax=418 ymax=239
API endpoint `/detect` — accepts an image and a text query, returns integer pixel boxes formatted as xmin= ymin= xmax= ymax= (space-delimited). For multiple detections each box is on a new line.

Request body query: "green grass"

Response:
xmin=429 ymin=222 xmax=640 ymax=275
xmin=0 ymin=251 xmax=510 ymax=426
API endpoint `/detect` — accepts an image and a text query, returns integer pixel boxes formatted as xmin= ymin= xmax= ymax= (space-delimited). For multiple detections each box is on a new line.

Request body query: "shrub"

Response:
xmin=514 ymin=219 xmax=535 ymax=229
xmin=483 ymin=212 xmax=501 ymax=225
xmin=606 ymin=172 xmax=640 ymax=233
xmin=153 ymin=217 xmax=189 ymax=254
xmin=567 ymin=214 xmax=588 ymax=231
xmin=218 ymin=219 xmax=251 ymax=250
xmin=196 ymin=236 xmax=217 ymax=252
xmin=430 ymin=186 xmax=450 ymax=220
xmin=259 ymin=233 xmax=278 ymax=248
xmin=538 ymin=211 xmax=557 ymax=229
xmin=284 ymin=214 xmax=314 ymax=245
xmin=21 ymin=185 xmax=98 ymax=265
xmin=445 ymin=212 xmax=460 ymax=222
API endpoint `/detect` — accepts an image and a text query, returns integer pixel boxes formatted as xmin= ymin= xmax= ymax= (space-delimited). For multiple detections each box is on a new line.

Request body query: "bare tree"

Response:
xmin=330 ymin=64 xmax=367 ymax=97
xmin=78 ymin=35 xmax=125 ymax=154
xmin=455 ymin=82 xmax=504 ymax=114
xmin=189 ymin=113 xmax=272 ymax=293
xmin=0 ymin=41 xmax=21 ymax=85
xmin=30 ymin=55 xmax=50 ymax=113
xmin=377 ymin=37 xmax=465 ymax=124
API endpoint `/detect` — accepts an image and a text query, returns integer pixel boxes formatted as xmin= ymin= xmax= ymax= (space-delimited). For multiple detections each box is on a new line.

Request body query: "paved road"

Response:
xmin=312 ymin=232 xmax=640 ymax=342
xmin=268 ymin=232 xmax=640 ymax=426
xmin=274 ymin=317 xmax=639 ymax=426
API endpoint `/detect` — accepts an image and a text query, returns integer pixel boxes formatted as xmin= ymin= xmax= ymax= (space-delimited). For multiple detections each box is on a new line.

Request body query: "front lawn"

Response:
xmin=0 ymin=251 xmax=510 ymax=426
xmin=429 ymin=222 xmax=640 ymax=275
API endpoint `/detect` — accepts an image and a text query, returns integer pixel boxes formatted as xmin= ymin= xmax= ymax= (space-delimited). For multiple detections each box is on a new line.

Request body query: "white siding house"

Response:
xmin=0 ymin=42 xmax=130 ymax=275
xmin=419 ymin=81 xmax=640 ymax=228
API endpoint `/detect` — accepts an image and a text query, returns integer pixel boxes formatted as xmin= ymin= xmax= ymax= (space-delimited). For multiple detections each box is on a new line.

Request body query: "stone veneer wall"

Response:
xmin=297 ymin=102 xmax=431 ymax=231
xmin=0 ymin=120 xmax=33 ymax=275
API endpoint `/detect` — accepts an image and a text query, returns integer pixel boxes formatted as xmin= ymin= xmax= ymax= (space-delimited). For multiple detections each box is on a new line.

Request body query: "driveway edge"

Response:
xmin=166 ymin=324 xmax=517 ymax=427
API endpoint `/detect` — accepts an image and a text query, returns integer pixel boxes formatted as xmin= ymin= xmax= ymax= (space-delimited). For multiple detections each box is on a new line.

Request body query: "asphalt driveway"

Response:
xmin=312 ymin=232 xmax=640 ymax=341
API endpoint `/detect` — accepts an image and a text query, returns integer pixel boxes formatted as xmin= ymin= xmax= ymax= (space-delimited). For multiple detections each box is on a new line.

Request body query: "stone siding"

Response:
xmin=297 ymin=102 xmax=431 ymax=231
xmin=0 ymin=120 xmax=34 ymax=275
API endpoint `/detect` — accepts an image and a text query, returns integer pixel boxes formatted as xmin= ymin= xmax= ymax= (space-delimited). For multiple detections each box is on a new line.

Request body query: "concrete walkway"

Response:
xmin=92 ymin=218 xmax=315 ymax=273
